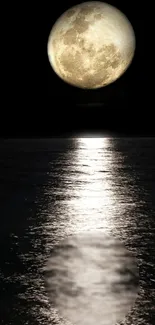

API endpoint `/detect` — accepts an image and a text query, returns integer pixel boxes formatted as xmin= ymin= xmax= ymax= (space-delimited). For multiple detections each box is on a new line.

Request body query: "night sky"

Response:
xmin=3 ymin=1 xmax=152 ymax=137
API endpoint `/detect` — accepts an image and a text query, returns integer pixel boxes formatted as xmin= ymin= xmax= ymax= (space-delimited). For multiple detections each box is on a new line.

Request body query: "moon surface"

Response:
xmin=47 ymin=1 xmax=136 ymax=89
xmin=45 ymin=233 xmax=139 ymax=325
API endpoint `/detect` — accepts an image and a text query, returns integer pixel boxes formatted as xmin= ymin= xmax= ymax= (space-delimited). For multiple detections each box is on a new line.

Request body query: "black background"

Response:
xmin=3 ymin=1 xmax=152 ymax=137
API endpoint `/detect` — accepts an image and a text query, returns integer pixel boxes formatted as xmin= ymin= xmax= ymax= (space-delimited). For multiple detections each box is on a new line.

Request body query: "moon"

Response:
xmin=47 ymin=1 xmax=136 ymax=89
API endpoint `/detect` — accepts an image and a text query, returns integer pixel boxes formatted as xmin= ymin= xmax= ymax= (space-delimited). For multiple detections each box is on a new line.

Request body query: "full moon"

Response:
xmin=47 ymin=1 xmax=136 ymax=89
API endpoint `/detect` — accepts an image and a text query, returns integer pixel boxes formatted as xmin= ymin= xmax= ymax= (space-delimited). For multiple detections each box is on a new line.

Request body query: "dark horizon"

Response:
xmin=1 ymin=106 xmax=154 ymax=137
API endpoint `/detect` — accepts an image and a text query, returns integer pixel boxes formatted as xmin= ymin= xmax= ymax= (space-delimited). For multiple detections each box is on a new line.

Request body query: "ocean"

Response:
xmin=0 ymin=138 xmax=155 ymax=325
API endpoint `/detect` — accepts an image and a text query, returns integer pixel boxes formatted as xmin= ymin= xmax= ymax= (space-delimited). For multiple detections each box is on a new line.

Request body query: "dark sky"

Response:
xmin=3 ymin=1 xmax=152 ymax=137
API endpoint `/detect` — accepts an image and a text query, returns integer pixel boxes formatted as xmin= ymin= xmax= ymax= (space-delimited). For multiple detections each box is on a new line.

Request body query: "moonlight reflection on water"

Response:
xmin=1 ymin=138 xmax=154 ymax=325
xmin=45 ymin=233 xmax=139 ymax=325
xmin=62 ymin=137 xmax=117 ymax=234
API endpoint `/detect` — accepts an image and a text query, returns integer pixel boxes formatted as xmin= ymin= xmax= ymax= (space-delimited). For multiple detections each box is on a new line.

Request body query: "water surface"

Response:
xmin=0 ymin=138 xmax=155 ymax=325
